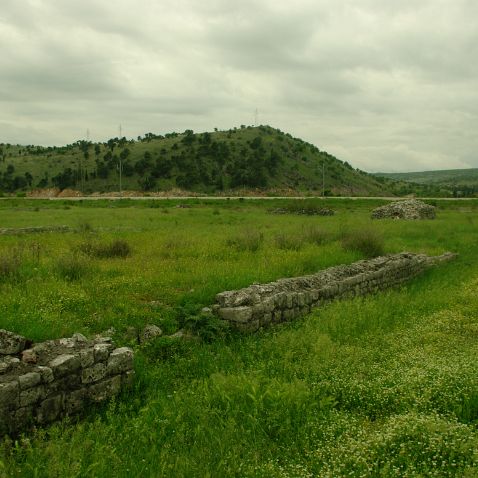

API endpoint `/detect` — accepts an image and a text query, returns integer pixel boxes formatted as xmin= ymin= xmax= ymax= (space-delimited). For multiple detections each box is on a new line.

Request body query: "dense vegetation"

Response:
xmin=0 ymin=197 xmax=478 ymax=476
xmin=0 ymin=126 xmax=398 ymax=196
xmin=375 ymin=169 xmax=478 ymax=197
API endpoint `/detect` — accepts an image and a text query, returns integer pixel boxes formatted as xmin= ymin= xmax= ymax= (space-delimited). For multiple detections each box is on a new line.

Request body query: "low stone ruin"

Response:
xmin=0 ymin=329 xmax=133 ymax=436
xmin=0 ymin=226 xmax=71 ymax=236
xmin=269 ymin=207 xmax=335 ymax=216
xmin=371 ymin=199 xmax=436 ymax=220
xmin=213 ymin=252 xmax=456 ymax=332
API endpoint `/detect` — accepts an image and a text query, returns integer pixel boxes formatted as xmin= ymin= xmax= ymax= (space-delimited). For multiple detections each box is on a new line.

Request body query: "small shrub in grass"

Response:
xmin=77 ymin=239 xmax=131 ymax=258
xmin=184 ymin=312 xmax=230 ymax=342
xmin=0 ymin=249 xmax=23 ymax=282
xmin=55 ymin=253 xmax=92 ymax=281
xmin=77 ymin=221 xmax=95 ymax=233
xmin=274 ymin=233 xmax=304 ymax=251
xmin=303 ymin=225 xmax=330 ymax=245
xmin=226 ymin=229 xmax=264 ymax=252
xmin=341 ymin=228 xmax=385 ymax=258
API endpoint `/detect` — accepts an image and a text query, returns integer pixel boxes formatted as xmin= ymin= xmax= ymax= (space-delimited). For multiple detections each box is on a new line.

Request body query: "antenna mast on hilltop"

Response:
xmin=119 ymin=124 xmax=122 ymax=138
xmin=254 ymin=108 xmax=259 ymax=127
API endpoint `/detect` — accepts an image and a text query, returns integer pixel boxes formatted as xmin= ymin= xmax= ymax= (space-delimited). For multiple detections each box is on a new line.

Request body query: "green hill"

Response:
xmin=375 ymin=169 xmax=478 ymax=197
xmin=0 ymin=125 xmax=395 ymax=196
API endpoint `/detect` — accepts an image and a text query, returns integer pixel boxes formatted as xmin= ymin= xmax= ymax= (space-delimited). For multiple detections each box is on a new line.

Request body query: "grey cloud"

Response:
xmin=0 ymin=0 xmax=477 ymax=172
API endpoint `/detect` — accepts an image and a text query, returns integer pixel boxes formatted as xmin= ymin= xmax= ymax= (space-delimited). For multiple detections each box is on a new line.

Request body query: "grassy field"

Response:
xmin=1 ymin=198 xmax=478 ymax=477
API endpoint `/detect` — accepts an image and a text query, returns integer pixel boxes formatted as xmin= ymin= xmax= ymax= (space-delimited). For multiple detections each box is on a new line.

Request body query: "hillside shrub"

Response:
xmin=55 ymin=253 xmax=92 ymax=281
xmin=274 ymin=233 xmax=304 ymax=251
xmin=341 ymin=228 xmax=385 ymax=258
xmin=77 ymin=239 xmax=131 ymax=258
xmin=226 ymin=229 xmax=263 ymax=252
xmin=0 ymin=248 xmax=23 ymax=282
xmin=303 ymin=225 xmax=330 ymax=245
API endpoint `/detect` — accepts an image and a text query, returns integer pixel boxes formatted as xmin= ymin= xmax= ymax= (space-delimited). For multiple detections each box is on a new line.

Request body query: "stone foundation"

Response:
xmin=0 ymin=331 xmax=133 ymax=436
xmin=214 ymin=252 xmax=456 ymax=332
xmin=0 ymin=226 xmax=71 ymax=235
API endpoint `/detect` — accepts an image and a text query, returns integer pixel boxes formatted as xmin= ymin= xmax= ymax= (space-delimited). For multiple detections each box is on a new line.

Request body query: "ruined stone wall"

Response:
xmin=0 ymin=331 xmax=133 ymax=436
xmin=214 ymin=252 xmax=455 ymax=332
xmin=0 ymin=225 xmax=71 ymax=235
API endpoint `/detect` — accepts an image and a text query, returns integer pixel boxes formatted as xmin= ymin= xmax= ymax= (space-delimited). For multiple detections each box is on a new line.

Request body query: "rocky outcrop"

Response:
xmin=371 ymin=199 xmax=436 ymax=220
xmin=0 ymin=331 xmax=134 ymax=436
xmin=214 ymin=252 xmax=456 ymax=332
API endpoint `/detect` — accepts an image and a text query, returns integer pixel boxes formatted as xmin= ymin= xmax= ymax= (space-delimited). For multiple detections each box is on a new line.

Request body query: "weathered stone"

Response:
xmin=107 ymin=348 xmax=133 ymax=375
xmin=213 ymin=252 xmax=456 ymax=331
xmin=0 ymin=380 xmax=19 ymax=408
xmin=139 ymin=325 xmax=163 ymax=344
xmin=0 ymin=329 xmax=26 ymax=355
xmin=36 ymin=366 xmax=54 ymax=384
xmin=79 ymin=349 xmax=95 ymax=368
xmin=18 ymin=372 xmax=41 ymax=390
xmin=218 ymin=306 xmax=253 ymax=324
xmin=36 ymin=394 xmax=63 ymax=424
xmin=0 ymin=329 xmax=135 ymax=436
xmin=22 ymin=349 xmax=37 ymax=364
xmin=93 ymin=343 xmax=114 ymax=363
xmin=19 ymin=385 xmax=46 ymax=407
xmin=64 ymin=388 xmax=87 ymax=414
xmin=82 ymin=363 xmax=107 ymax=384
xmin=88 ymin=376 xmax=122 ymax=402
xmin=49 ymin=354 xmax=81 ymax=378
xmin=372 ymin=199 xmax=436 ymax=220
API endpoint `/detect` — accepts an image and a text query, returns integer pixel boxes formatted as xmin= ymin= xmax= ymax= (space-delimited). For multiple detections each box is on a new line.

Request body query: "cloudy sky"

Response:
xmin=1 ymin=0 xmax=477 ymax=172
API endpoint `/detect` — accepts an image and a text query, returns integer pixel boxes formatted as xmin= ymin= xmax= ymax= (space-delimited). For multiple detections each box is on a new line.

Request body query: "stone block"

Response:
xmin=139 ymin=325 xmax=163 ymax=344
xmin=88 ymin=375 xmax=122 ymax=402
xmin=36 ymin=394 xmax=63 ymax=424
xmin=107 ymin=347 xmax=134 ymax=375
xmin=49 ymin=354 xmax=81 ymax=378
xmin=93 ymin=343 xmax=113 ymax=363
xmin=20 ymin=385 xmax=46 ymax=407
xmin=82 ymin=363 xmax=107 ymax=384
xmin=64 ymin=388 xmax=87 ymax=414
xmin=36 ymin=366 xmax=54 ymax=384
xmin=13 ymin=407 xmax=33 ymax=430
xmin=260 ymin=313 xmax=272 ymax=327
xmin=0 ymin=329 xmax=26 ymax=355
xmin=79 ymin=349 xmax=95 ymax=368
xmin=218 ymin=306 xmax=253 ymax=324
xmin=0 ymin=380 xmax=19 ymax=409
xmin=19 ymin=372 xmax=41 ymax=390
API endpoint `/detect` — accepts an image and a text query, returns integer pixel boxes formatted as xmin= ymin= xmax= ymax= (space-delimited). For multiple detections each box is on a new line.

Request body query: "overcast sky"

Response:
xmin=1 ymin=0 xmax=477 ymax=172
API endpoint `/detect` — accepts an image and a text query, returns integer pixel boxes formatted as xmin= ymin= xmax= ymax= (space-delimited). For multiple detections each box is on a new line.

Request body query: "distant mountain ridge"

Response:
xmin=0 ymin=125 xmax=407 ymax=196
xmin=375 ymin=168 xmax=478 ymax=197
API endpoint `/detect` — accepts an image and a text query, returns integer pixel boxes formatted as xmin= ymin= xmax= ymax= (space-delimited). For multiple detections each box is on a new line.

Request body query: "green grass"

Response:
xmin=1 ymin=198 xmax=478 ymax=477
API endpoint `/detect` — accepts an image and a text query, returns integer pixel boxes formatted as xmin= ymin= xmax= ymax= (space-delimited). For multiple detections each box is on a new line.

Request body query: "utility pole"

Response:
xmin=322 ymin=162 xmax=325 ymax=198
xmin=254 ymin=108 xmax=258 ymax=127
xmin=119 ymin=158 xmax=123 ymax=197
xmin=119 ymin=124 xmax=122 ymax=139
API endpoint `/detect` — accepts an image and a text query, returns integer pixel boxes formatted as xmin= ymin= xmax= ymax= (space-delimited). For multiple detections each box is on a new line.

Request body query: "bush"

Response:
xmin=55 ymin=253 xmax=92 ymax=281
xmin=303 ymin=225 xmax=330 ymax=245
xmin=77 ymin=239 xmax=131 ymax=258
xmin=274 ymin=233 xmax=304 ymax=251
xmin=341 ymin=228 xmax=385 ymax=258
xmin=226 ymin=229 xmax=263 ymax=252
xmin=0 ymin=249 xmax=23 ymax=282
xmin=77 ymin=221 xmax=95 ymax=233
